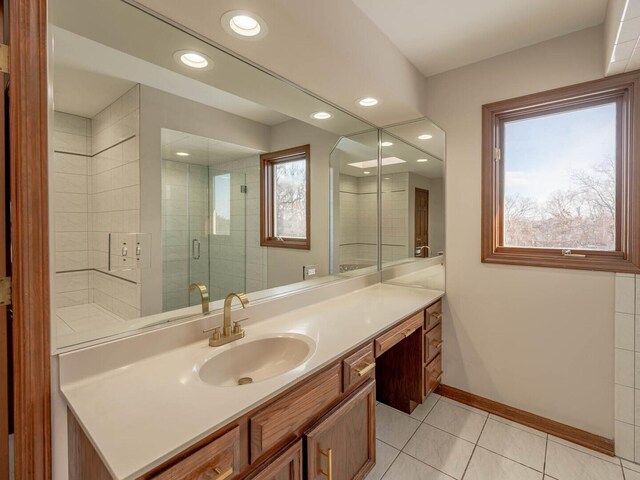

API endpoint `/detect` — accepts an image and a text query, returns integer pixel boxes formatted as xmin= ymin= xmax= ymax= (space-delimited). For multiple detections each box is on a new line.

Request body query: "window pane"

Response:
xmin=212 ymin=173 xmax=230 ymax=235
xmin=503 ymin=102 xmax=617 ymax=250
xmin=274 ymin=159 xmax=306 ymax=239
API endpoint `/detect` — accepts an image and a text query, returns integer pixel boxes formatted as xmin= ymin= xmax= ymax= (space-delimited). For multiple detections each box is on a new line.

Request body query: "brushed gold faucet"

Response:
xmin=207 ymin=292 xmax=249 ymax=347
xmin=189 ymin=283 xmax=209 ymax=314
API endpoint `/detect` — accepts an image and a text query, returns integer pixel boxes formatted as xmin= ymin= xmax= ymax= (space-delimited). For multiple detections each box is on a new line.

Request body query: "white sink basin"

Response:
xmin=198 ymin=334 xmax=315 ymax=387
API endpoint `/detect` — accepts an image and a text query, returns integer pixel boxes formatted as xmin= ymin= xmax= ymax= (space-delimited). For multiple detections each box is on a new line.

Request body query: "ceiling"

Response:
xmin=352 ymin=0 xmax=608 ymax=76
xmin=161 ymin=128 xmax=261 ymax=166
xmin=50 ymin=0 xmax=371 ymax=135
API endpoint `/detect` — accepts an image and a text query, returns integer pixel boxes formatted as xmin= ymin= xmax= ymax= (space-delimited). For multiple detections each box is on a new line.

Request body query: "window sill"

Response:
xmin=481 ymin=248 xmax=640 ymax=274
xmin=260 ymin=238 xmax=310 ymax=250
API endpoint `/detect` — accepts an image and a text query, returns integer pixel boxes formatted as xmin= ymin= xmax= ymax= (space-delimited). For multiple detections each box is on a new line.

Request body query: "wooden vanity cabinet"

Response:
xmin=247 ymin=441 xmax=303 ymax=480
xmin=305 ymin=380 xmax=376 ymax=480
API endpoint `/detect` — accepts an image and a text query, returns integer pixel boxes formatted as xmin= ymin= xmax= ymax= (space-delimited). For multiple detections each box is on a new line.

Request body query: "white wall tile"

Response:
xmin=617 ymin=348 xmax=635 ymax=387
xmin=617 ymin=384 xmax=635 ymax=424
xmin=617 ymin=312 xmax=636 ymax=351
xmin=617 ymin=274 xmax=636 ymax=315
xmin=616 ymin=421 xmax=635 ymax=460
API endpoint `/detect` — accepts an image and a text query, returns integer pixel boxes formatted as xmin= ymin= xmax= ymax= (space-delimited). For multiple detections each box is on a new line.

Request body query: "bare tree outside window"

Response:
xmin=502 ymin=102 xmax=617 ymax=251
xmin=274 ymin=160 xmax=307 ymax=238
xmin=260 ymin=145 xmax=310 ymax=249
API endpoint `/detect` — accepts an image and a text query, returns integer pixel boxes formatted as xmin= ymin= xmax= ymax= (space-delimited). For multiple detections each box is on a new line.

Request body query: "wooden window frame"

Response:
xmin=260 ymin=145 xmax=311 ymax=250
xmin=482 ymin=73 xmax=640 ymax=273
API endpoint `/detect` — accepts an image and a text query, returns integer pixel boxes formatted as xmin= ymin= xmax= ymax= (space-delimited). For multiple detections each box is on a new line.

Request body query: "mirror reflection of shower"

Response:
xmin=161 ymin=128 xmax=262 ymax=311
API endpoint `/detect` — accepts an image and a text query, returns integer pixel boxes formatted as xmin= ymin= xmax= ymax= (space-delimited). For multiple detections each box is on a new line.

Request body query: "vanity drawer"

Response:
xmin=375 ymin=311 xmax=423 ymax=357
xmin=250 ymin=364 xmax=341 ymax=463
xmin=343 ymin=342 xmax=375 ymax=392
xmin=152 ymin=426 xmax=240 ymax=480
xmin=425 ymin=354 xmax=443 ymax=397
xmin=425 ymin=324 xmax=443 ymax=363
xmin=426 ymin=300 xmax=443 ymax=331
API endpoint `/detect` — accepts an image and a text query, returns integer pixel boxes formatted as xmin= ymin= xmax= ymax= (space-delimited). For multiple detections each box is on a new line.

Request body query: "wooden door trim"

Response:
xmin=9 ymin=0 xmax=52 ymax=478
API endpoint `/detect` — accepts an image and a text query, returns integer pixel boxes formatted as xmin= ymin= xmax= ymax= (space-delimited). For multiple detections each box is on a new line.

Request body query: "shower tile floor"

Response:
xmin=56 ymin=303 xmax=124 ymax=334
xmin=368 ymin=393 xmax=636 ymax=480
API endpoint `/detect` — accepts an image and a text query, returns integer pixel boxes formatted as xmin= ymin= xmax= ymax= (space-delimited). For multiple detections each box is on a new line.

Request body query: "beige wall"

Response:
xmin=424 ymin=25 xmax=616 ymax=437
xmin=267 ymin=120 xmax=339 ymax=288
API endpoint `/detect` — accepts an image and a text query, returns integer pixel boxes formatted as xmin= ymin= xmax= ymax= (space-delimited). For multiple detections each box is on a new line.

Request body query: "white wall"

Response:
xmin=424 ymin=25 xmax=616 ymax=437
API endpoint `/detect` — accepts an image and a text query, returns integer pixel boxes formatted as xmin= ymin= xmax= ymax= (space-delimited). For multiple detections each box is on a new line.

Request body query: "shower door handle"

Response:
xmin=192 ymin=239 xmax=201 ymax=260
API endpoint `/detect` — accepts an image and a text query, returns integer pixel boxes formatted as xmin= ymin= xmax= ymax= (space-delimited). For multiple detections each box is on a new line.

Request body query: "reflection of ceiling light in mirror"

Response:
xmin=176 ymin=152 xmax=190 ymax=157
xmin=381 ymin=141 xmax=393 ymax=147
xmin=358 ymin=97 xmax=379 ymax=107
xmin=174 ymin=50 xmax=213 ymax=70
xmin=348 ymin=157 xmax=405 ymax=169
xmin=418 ymin=134 xmax=433 ymax=140
xmin=384 ymin=177 xmax=391 ymax=180
xmin=363 ymin=171 xmax=371 ymax=175
xmin=222 ymin=11 xmax=268 ymax=40
xmin=311 ymin=112 xmax=332 ymax=120
xmin=416 ymin=158 xmax=428 ymax=163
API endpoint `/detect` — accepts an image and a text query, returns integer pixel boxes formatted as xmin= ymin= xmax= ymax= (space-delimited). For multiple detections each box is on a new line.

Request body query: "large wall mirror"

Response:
xmin=380 ymin=119 xmax=446 ymax=288
xmin=49 ymin=0 xmax=379 ymax=349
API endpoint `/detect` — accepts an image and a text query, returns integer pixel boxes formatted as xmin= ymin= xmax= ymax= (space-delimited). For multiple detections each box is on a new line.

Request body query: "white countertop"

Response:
xmin=60 ymin=282 xmax=444 ymax=480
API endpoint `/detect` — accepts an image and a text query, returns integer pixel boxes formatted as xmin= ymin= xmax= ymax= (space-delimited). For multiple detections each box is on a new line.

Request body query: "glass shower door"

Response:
xmin=208 ymin=168 xmax=246 ymax=302
xmin=188 ymin=164 xmax=211 ymax=307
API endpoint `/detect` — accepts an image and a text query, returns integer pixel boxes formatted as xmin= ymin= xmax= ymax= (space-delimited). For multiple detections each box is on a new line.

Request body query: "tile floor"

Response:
xmin=368 ymin=393 xmax=640 ymax=480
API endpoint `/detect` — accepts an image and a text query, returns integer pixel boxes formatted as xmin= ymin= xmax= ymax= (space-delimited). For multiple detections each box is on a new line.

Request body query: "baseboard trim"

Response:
xmin=435 ymin=384 xmax=615 ymax=457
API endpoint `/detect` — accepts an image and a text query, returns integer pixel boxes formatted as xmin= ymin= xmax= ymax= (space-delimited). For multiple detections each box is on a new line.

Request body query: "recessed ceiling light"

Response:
xmin=311 ymin=111 xmax=332 ymax=120
xmin=173 ymin=50 xmax=213 ymax=71
xmin=221 ymin=10 xmax=268 ymax=40
xmin=384 ymin=177 xmax=391 ymax=180
xmin=381 ymin=141 xmax=393 ymax=147
xmin=358 ymin=97 xmax=379 ymax=107
xmin=363 ymin=171 xmax=371 ymax=175
xmin=418 ymin=134 xmax=433 ymax=140
xmin=417 ymin=158 xmax=428 ymax=163
xmin=176 ymin=152 xmax=190 ymax=157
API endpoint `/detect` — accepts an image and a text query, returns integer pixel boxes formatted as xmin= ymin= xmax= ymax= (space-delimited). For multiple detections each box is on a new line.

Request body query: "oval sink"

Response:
xmin=198 ymin=334 xmax=315 ymax=387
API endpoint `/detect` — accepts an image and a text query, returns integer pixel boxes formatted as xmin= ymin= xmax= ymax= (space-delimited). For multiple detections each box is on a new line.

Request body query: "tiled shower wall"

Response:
xmin=53 ymin=85 xmax=141 ymax=320
xmin=614 ymin=273 xmax=640 ymax=460
xmin=53 ymin=113 xmax=91 ymax=308
xmin=338 ymin=173 xmax=409 ymax=267
xmin=89 ymin=85 xmax=141 ymax=319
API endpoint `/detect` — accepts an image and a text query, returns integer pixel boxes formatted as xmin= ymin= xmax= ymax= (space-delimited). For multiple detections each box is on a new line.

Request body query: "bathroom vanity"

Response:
xmin=62 ymin=284 xmax=444 ymax=480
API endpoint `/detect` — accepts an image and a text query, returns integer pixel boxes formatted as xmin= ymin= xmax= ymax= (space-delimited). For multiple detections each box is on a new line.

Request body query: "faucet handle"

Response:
xmin=233 ymin=321 xmax=243 ymax=335
xmin=203 ymin=326 xmax=222 ymax=340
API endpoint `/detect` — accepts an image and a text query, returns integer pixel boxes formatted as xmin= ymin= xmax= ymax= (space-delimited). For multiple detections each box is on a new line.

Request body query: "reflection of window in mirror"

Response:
xmin=212 ymin=173 xmax=231 ymax=236
xmin=260 ymin=145 xmax=311 ymax=249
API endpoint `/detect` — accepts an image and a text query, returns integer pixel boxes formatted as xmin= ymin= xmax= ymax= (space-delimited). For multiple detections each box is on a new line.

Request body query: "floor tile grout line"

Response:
xmin=546 ymin=436 xmax=621 ymax=466
xmin=376 ymin=446 xmax=401 ymax=480
xmin=415 ymin=419 xmax=478 ymax=446
xmin=394 ymin=448 xmax=457 ymax=480
xmin=459 ymin=414 xmax=489 ymax=479
xmin=543 ymin=435 xmax=548 ymax=476
xmin=473 ymin=445 xmax=545 ymax=474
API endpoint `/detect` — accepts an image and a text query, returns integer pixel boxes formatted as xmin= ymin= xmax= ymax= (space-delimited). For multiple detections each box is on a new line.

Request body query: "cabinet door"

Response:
xmin=305 ymin=380 xmax=375 ymax=480
xmin=250 ymin=441 xmax=302 ymax=480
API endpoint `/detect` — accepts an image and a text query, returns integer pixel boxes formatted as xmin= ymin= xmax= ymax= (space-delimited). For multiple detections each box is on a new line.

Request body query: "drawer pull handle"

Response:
xmin=431 ymin=340 xmax=443 ymax=349
xmin=435 ymin=371 xmax=444 ymax=383
xmin=401 ymin=327 xmax=417 ymax=338
xmin=430 ymin=312 xmax=442 ymax=320
xmin=355 ymin=362 xmax=376 ymax=377
xmin=211 ymin=467 xmax=233 ymax=480
xmin=320 ymin=448 xmax=333 ymax=480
